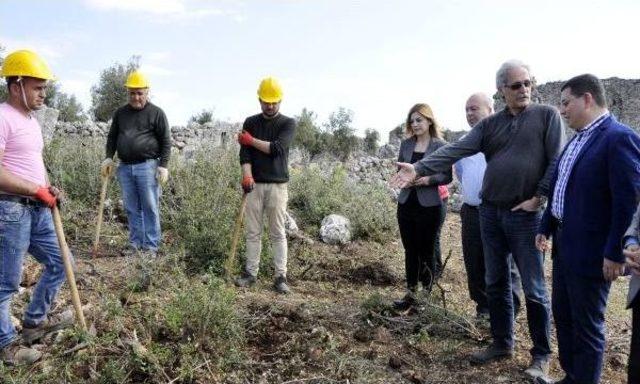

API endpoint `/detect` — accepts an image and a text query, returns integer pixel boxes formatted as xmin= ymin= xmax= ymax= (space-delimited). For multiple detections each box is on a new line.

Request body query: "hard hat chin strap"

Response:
xmin=17 ymin=77 xmax=34 ymax=115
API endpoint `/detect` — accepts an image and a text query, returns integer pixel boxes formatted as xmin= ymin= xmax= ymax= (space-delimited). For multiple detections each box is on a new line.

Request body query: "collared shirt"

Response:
xmin=551 ymin=112 xmax=610 ymax=220
xmin=454 ymin=152 xmax=486 ymax=206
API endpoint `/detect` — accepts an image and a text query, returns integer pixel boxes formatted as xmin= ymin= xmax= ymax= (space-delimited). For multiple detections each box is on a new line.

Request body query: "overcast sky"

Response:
xmin=1 ymin=0 xmax=638 ymax=141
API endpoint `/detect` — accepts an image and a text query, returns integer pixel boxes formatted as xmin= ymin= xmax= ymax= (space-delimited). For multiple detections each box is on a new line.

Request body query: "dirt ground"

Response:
xmin=12 ymin=214 xmax=633 ymax=383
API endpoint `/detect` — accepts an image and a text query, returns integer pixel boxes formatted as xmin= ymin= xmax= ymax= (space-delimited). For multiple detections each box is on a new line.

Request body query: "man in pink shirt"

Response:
xmin=0 ymin=50 xmax=72 ymax=365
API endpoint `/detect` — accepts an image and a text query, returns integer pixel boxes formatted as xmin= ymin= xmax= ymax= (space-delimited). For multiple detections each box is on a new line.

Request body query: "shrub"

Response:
xmin=161 ymin=146 xmax=242 ymax=272
xmin=289 ymin=166 xmax=397 ymax=242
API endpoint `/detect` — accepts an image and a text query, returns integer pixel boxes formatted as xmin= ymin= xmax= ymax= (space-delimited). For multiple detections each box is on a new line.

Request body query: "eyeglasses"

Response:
xmin=506 ymin=80 xmax=532 ymax=90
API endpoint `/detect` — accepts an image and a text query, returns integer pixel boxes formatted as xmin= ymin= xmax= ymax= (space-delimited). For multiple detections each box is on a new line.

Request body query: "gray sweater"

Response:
xmin=414 ymin=104 xmax=564 ymax=207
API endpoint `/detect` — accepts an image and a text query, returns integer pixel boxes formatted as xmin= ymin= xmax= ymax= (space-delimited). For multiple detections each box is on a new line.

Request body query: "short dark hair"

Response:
xmin=561 ymin=74 xmax=607 ymax=108
xmin=5 ymin=76 xmax=19 ymax=91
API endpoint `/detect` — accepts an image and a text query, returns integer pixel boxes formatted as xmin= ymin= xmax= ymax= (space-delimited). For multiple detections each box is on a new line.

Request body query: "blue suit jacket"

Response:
xmin=539 ymin=115 xmax=640 ymax=277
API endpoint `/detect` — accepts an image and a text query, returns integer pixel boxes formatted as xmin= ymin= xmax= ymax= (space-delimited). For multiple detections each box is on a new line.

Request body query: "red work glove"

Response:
xmin=241 ymin=175 xmax=255 ymax=194
xmin=34 ymin=186 xmax=57 ymax=208
xmin=238 ymin=131 xmax=254 ymax=146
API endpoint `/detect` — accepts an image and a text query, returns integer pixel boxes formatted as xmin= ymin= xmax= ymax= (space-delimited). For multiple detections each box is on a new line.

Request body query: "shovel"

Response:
xmin=92 ymin=173 xmax=110 ymax=258
xmin=224 ymin=193 xmax=248 ymax=280
xmin=52 ymin=206 xmax=88 ymax=331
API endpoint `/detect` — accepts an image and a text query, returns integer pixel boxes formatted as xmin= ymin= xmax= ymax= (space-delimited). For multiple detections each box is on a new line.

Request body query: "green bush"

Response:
xmin=161 ymin=147 xmax=242 ymax=272
xmin=289 ymin=166 xmax=397 ymax=242
xmin=163 ymin=274 xmax=244 ymax=365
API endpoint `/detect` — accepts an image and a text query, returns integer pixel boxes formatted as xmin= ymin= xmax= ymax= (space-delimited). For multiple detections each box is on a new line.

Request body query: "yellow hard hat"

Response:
xmin=0 ymin=50 xmax=54 ymax=80
xmin=125 ymin=70 xmax=149 ymax=88
xmin=257 ymin=77 xmax=283 ymax=103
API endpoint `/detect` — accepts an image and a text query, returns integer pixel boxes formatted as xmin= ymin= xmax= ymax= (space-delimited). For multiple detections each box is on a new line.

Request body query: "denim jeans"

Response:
xmin=0 ymin=201 xmax=68 ymax=348
xmin=117 ymin=159 xmax=161 ymax=251
xmin=479 ymin=202 xmax=551 ymax=359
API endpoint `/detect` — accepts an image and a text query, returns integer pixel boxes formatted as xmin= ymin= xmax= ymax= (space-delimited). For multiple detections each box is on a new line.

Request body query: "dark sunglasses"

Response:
xmin=506 ymin=80 xmax=532 ymax=90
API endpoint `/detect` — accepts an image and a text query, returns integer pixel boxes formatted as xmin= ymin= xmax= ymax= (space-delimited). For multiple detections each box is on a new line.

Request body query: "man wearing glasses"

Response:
xmin=101 ymin=70 xmax=171 ymax=257
xmin=536 ymin=74 xmax=640 ymax=384
xmin=391 ymin=60 xmax=563 ymax=379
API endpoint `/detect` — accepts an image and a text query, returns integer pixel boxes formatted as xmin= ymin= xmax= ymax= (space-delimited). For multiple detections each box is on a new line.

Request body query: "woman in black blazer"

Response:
xmin=394 ymin=103 xmax=452 ymax=310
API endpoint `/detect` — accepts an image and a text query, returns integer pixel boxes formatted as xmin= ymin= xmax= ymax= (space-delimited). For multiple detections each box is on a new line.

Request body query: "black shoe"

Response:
xmin=274 ymin=275 xmax=290 ymax=294
xmin=469 ymin=343 xmax=514 ymax=365
xmin=234 ymin=272 xmax=256 ymax=288
xmin=393 ymin=292 xmax=416 ymax=311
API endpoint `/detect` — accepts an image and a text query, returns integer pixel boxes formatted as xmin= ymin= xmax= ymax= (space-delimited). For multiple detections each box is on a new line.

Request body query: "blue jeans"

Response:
xmin=117 ymin=159 xmax=161 ymax=251
xmin=479 ymin=202 xmax=551 ymax=359
xmin=0 ymin=201 xmax=68 ymax=348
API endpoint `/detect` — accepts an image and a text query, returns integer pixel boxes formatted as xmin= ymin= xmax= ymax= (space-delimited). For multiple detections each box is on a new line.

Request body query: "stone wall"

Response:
xmin=495 ymin=77 xmax=640 ymax=131
xmin=39 ymin=109 xmax=240 ymax=155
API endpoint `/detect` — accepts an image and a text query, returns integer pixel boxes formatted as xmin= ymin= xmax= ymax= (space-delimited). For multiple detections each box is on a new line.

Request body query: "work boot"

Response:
xmin=525 ymin=357 xmax=550 ymax=379
xmin=121 ymin=246 xmax=140 ymax=258
xmin=234 ymin=272 xmax=256 ymax=288
xmin=22 ymin=310 xmax=75 ymax=345
xmin=0 ymin=341 xmax=42 ymax=366
xmin=393 ymin=290 xmax=417 ymax=311
xmin=469 ymin=343 xmax=514 ymax=365
xmin=274 ymin=275 xmax=291 ymax=294
xmin=140 ymin=249 xmax=157 ymax=259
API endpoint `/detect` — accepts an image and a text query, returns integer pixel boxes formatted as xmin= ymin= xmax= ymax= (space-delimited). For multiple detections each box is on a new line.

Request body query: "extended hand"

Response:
xmin=156 ymin=167 xmax=169 ymax=184
xmin=535 ymin=234 xmax=551 ymax=252
xmin=624 ymin=244 xmax=640 ymax=275
xmin=389 ymin=162 xmax=417 ymax=189
xmin=512 ymin=196 xmax=541 ymax=212
xmin=603 ymin=258 xmax=625 ymax=281
xmin=238 ymin=131 xmax=254 ymax=146
xmin=413 ymin=176 xmax=430 ymax=186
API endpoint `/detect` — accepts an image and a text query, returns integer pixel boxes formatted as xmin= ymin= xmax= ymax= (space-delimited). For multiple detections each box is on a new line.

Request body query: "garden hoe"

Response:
xmin=92 ymin=172 xmax=111 ymax=258
xmin=224 ymin=192 xmax=248 ymax=281
xmin=52 ymin=206 xmax=88 ymax=331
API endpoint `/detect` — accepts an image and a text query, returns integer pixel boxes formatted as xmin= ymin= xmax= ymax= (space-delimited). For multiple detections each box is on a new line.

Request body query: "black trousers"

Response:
xmin=631 ymin=294 xmax=640 ymax=384
xmin=397 ymin=202 xmax=443 ymax=291
xmin=434 ymin=198 xmax=447 ymax=276
xmin=460 ymin=203 xmax=522 ymax=315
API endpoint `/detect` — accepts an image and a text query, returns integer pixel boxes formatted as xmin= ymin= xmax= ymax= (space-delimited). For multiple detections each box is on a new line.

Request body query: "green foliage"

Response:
xmin=161 ymin=147 xmax=242 ymax=272
xmin=45 ymin=82 xmax=86 ymax=122
xmin=292 ymin=108 xmax=323 ymax=156
xmin=90 ymin=56 xmax=139 ymax=122
xmin=44 ymin=137 xmax=106 ymax=205
xmin=163 ymin=275 xmax=244 ymax=362
xmin=289 ymin=166 xmax=397 ymax=242
xmin=293 ymin=107 xmax=362 ymax=160
xmin=325 ymin=107 xmax=360 ymax=160
xmin=189 ymin=108 xmax=215 ymax=125
xmin=363 ymin=128 xmax=380 ymax=155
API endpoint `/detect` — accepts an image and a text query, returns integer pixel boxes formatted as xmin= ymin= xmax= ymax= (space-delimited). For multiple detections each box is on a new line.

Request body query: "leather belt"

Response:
xmin=0 ymin=194 xmax=47 ymax=207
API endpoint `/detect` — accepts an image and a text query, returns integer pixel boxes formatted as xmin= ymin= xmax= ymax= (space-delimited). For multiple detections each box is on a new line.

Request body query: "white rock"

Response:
xmin=319 ymin=214 xmax=352 ymax=245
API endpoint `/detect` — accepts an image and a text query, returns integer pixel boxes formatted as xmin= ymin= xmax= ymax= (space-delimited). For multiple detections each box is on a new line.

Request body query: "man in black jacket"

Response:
xmin=101 ymin=70 xmax=171 ymax=257
xmin=234 ymin=77 xmax=295 ymax=294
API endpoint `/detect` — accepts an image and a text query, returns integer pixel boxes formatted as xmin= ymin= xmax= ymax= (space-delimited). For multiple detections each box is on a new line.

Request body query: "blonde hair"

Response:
xmin=405 ymin=103 xmax=442 ymax=139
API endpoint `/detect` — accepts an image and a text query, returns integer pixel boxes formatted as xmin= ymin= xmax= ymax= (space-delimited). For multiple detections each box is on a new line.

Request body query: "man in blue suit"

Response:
xmin=535 ymin=74 xmax=640 ymax=384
